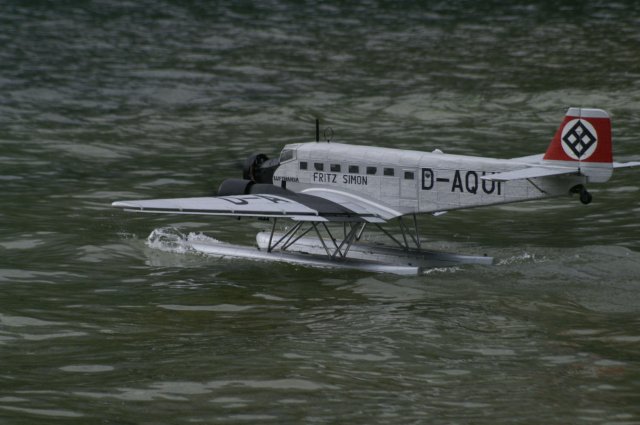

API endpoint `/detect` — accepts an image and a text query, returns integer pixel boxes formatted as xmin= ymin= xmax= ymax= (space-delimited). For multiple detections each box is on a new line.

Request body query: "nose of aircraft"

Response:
xmin=243 ymin=153 xmax=279 ymax=184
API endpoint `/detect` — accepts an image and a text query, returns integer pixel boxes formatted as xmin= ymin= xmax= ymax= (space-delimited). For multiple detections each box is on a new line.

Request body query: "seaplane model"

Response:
xmin=113 ymin=108 xmax=639 ymax=275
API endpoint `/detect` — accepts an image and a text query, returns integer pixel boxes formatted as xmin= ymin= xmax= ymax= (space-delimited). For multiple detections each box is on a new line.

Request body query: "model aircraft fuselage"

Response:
xmin=117 ymin=107 xmax=639 ymax=223
xmin=214 ymin=107 xmax=635 ymax=221
xmin=271 ymin=142 xmax=583 ymax=216
xmin=112 ymin=107 xmax=639 ymax=274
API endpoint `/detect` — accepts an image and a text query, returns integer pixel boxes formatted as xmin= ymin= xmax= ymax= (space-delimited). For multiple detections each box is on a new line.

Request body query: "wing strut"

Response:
xmin=262 ymin=215 xmax=427 ymax=261
xmin=331 ymin=222 xmax=366 ymax=260
xmin=266 ymin=219 xmax=307 ymax=253
xmin=412 ymin=214 xmax=421 ymax=249
xmin=374 ymin=215 xmax=423 ymax=251
xmin=262 ymin=219 xmax=369 ymax=260
xmin=312 ymin=223 xmax=333 ymax=258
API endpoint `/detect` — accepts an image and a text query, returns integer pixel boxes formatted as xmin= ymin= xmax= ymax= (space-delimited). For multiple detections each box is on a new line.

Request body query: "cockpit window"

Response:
xmin=279 ymin=149 xmax=296 ymax=163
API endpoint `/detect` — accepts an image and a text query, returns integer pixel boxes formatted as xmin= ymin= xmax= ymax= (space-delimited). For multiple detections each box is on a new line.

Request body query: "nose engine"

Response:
xmin=243 ymin=153 xmax=279 ymax=184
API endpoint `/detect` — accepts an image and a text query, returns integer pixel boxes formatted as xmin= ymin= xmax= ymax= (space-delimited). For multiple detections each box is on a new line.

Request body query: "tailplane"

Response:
xmin=485 ymin=106 xmax=639 ymax=204
xmin=543 ymin=107 xmax=612 ymax=182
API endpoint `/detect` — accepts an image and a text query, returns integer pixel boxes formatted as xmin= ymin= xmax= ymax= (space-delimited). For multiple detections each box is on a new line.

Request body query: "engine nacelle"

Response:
xmin=217 ymin=179 xmax=293 ymax=197
xmin=217 ymin=178 xmax=255 ymax=196
xmin=218 ymin=152 xmax=281 ymax=195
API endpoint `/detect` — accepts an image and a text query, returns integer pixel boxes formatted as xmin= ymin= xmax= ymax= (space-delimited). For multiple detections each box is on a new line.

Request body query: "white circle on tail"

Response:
xmin=560 ymin=119 xmax=598 ymax=160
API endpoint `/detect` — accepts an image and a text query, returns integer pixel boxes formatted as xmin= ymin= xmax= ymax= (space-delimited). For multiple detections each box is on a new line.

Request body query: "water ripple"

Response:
xmin=2 ymin=1 xmax=640 ymax=423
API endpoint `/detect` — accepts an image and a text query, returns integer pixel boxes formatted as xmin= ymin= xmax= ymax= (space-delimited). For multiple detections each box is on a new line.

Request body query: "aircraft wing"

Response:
xmin=481 ymin=166 xmax=579 ymax=182
xmin=300 ymin=187 xmax=402 ymax=223
xmin=112 ymin=192 xmax=391 ymax=223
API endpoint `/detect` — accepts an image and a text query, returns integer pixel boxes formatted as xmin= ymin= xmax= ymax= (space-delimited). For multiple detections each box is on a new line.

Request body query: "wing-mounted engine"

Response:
xmin=216 ymin=152 xmax=282 ymax=196
xmin=217 ymin=178 xmax=290 ymax=197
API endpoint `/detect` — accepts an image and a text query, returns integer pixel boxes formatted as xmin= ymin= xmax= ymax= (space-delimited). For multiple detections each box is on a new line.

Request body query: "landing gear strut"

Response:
xmin=571 ymin=185 xmax=592 ymax=205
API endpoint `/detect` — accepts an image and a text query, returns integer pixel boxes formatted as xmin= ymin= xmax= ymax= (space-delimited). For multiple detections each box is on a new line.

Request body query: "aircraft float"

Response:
xmin=113 ymin=108 xmax=640 ymax=275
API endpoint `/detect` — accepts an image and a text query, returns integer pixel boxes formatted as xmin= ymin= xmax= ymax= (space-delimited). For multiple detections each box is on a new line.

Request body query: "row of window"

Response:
xmin=299 ymin=161 xmax=415 ymax=180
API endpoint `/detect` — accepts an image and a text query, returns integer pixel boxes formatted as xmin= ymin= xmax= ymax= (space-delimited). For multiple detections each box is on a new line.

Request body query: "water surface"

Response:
xmin=1 ymin=1 xmax=640 ymax=424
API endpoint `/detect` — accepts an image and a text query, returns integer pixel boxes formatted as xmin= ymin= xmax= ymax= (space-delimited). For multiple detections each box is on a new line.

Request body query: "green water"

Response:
xmin=2 ymin=2 xmax=640 ymax=424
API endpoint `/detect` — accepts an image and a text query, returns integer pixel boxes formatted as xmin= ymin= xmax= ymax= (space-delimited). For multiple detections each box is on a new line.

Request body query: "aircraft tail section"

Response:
xmin=543 ymin=107 xmax=612 ymax=182
xmin=486 ymin=107 xmax=639 ymax=186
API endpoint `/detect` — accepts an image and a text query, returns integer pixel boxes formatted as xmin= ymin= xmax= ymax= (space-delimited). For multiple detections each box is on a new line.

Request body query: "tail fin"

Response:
xmin=543 ymin=107 xmax=612 ymax=182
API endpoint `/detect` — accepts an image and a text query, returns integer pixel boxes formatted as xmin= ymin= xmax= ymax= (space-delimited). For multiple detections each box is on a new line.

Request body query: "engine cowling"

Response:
xmin=218 ymin=153 xmax=281 ymax=196
xmin=217 ymin=178 xmax=255 ymax=196
xmin=217 ymin=178 xmax=295 ymax=197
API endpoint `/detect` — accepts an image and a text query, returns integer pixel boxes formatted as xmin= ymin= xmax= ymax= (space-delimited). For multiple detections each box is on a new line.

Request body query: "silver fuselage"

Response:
xmin=273 ymin=142 xmax=585 ymax=215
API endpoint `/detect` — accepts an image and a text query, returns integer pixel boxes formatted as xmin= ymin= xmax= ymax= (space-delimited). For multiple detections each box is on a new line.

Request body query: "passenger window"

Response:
xmin=404 ymin=171 xmax=415 ymax=180
xmin=348 ymin=165 xmax=359 ymax=174
xmin=314 ymin=162 xmax=324 ymax=171
xmin=383 ymin=168 xmax=394 ymax=176
xmin=366 ymin=166 xmax=377 ymax=175
xmin=330 ymin=164 xmax=341 ymax=172
xmin=300 ymin=161 xmax=308 ymax=170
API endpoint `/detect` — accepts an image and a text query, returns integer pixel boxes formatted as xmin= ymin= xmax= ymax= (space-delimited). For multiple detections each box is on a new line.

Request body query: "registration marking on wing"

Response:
xmin=112 ymin=195 xmax=320 ymax=218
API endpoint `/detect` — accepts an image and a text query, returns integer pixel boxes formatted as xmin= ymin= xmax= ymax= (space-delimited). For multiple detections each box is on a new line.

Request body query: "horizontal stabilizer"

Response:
xmin=510 ymin=153 xmax=544 ymax=162
xmin=481 ymin=166 xmax=578 ymax=182
xmin=613 ymin=161 xmax=640 ymax=169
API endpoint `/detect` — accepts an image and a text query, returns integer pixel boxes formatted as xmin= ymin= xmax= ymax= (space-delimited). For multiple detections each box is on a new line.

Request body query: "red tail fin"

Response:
xmin=543 ymin=108 xmax=612 ymax=164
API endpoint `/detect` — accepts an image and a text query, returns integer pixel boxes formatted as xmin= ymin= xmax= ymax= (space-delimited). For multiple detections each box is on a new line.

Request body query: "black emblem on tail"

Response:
xmin=562 ymin=120 xmax=597 ymax=159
